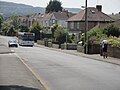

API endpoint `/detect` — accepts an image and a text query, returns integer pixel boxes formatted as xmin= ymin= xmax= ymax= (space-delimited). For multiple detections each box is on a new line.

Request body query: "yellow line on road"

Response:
xmin=14 ymin=53 xmax=51 ymax=90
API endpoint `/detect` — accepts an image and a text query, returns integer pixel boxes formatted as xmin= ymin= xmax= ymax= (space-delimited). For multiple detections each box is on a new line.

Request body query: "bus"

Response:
xmin=18 ymin=32 xmax=35 ymax=46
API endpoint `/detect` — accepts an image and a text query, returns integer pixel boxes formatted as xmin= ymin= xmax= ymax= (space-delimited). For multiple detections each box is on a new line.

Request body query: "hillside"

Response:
xmin=0 ymin=1 xmax=45 ymax=18
xmin=110 ymin=13 xmax=120 ymax=20
xmin=0 ymin=1 xmax=80 ymax=18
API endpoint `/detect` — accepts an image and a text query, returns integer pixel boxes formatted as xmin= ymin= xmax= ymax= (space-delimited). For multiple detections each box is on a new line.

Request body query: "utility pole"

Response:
xmin=84 ymin=0 xmax=88 ymax=54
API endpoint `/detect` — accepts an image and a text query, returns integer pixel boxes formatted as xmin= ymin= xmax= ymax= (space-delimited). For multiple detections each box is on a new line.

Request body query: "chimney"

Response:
xmin=96 ymin=5 xmax=102 ymax=12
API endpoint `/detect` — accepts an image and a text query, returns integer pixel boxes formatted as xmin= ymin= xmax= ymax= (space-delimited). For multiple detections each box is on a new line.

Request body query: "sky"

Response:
xmin=1 ymin=0 xmax=120 ymax=14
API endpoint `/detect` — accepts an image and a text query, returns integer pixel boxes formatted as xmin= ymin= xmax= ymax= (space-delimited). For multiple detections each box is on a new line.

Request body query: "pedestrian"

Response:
xmin=101 ymin=40 xmax=108 ymax=59
xmin=100 ymin=43 xmax=103 ymax=56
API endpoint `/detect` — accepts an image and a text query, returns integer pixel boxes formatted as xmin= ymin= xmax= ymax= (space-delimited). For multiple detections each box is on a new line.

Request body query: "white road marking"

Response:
xmin=11 ymin=50 xmax=14 ymax=52
xmin=14 ymin=53 xmax=50 ymax=90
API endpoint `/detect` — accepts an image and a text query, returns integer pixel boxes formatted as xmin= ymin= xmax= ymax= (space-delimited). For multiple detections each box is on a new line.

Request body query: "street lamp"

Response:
xmin=84 ymin=0 xmax=88 ymax=54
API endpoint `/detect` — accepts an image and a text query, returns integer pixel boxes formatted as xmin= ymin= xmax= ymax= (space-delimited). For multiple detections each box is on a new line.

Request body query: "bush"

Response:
xmin=80 ymin=25 xmax=120 ymax=47
xmin=103 ymin=24 xmax=120 ymax=37
xmin=54 ymin=25 xmax=68 ymax=48
xmin=80 ymin=28 xmax=107 ymax=45
xmin=108 ymin=37 xmax=120 ymax=47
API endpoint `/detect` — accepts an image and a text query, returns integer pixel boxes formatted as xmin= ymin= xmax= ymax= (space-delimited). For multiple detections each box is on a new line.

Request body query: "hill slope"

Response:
xmin=110 ymin=13 xmax=120 ymax=20
xmin=0 ymin=1 xmax=80 ymax=18
xmin=0 ymin=1 xmax=45 ymax=17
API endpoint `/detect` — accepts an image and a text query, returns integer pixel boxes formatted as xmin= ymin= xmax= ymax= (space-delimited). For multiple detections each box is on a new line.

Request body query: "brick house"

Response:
xmin=67 ymin=5 xmax=115 ymax=34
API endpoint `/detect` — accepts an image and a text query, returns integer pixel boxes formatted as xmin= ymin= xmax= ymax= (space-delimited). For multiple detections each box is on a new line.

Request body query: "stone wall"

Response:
xmin=77 ymin=45 xmax=84 ymax=53
xmin=52 ymin=44 xmax=59 ymax=49
xmin=37 ymin=40 xmax=44 ymax=45
xmin=108 ymin=46 xmax=120 ymax=59
xmin=37 ymin=41 xmax=120 ymax=59
xmin=61 ymin=44 xmax=77 ymax=50
xmin=88 ymin=44 xmax=100 ymax=54
xmin=77 ymin=44 xmax=100 ymax=54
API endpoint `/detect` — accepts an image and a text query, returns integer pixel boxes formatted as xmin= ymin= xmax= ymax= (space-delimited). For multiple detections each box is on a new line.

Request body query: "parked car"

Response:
xmin=8 ymin=39 xmax=18 ymax=47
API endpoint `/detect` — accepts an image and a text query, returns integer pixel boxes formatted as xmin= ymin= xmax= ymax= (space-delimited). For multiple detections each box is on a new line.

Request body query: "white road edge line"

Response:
xmin=14 ymin=53 xmax=51 ymax=90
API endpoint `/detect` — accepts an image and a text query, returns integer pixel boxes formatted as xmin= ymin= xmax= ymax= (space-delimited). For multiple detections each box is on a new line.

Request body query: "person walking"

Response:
xmin=101 ymin=40 xmax=108 ymax=59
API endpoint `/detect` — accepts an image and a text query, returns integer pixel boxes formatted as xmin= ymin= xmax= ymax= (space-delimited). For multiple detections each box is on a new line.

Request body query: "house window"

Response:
xmin=70 ymin=22 xmax=74 ymax=29
xmin=77 ymin=22 xmax=80 ymax=29
xmin=52 ymin=19 xmax=55 ymax=24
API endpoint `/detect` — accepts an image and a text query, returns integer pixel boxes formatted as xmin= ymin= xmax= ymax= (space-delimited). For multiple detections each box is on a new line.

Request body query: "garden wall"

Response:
xmin=52 ymin=44 xmax=59 ymax=49
xmin=77 ymin=44 xmax=100 ymax=54
xmin=37 ymin=40 xmax=44 ymax=45
xmin=108 ymin=46 xmax=120 ymax=59
xmin=61 ymin=44 xmax=77 ymax=50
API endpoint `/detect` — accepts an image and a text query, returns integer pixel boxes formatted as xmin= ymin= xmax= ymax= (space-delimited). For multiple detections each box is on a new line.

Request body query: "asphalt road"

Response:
xmin=14 ymin=46 xmax=120 ymax=90
xmin=0 ymin=36 xmax=44 ymax=90
xmin=1 ymin=36 xmax=120 ymax=90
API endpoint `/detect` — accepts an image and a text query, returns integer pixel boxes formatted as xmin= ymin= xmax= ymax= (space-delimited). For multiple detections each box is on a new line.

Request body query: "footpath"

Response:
xmin=0 ymin=43 xmax=44 ymax=90
xmin=0 ymin=44 xmax=12 ymax=54
xmin=61 ymin=49 xmax=120 ymax=65
xmin=36 ymin=44 xmax=120 ymax=66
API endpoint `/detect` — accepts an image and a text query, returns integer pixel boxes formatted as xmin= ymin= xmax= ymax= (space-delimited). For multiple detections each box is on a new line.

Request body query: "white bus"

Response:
xmin=18 ymin=32 xmax=35 ymax=46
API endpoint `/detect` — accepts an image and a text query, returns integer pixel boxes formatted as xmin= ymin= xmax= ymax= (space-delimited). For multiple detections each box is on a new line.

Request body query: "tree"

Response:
xmin=45 ymin=0 xmax=63 ymax=13
xmin=19 ymin=24 xmax=29 ymax=32
xmin=1 ymin=21 xmax=11 ymax=35
xmin=54 ymin=25 xmax=68 ymax=48
xmin=30 ymin=22 xmax=43 ymax=42
xmin=11 ymin=16 xmax=19 ymax=30
xmin=103 ymin=24 xmax=120 ymax=37
xmin=80 ymin=28 xmax=107 ymax=45
xmin=7 ymin=26 xmax=16 ymax=36
xmin=1 ymin=16 xmax=19 ymax=35
xmin=0 ymin=15 xmax=3 ymax=31
xmin=50 ymin=23 xmax=58 ymax=38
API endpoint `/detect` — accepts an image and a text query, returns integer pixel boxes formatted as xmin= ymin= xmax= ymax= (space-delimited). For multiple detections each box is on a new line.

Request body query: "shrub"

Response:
xmin=103 ymin=24 xmax=120 ymax=37
xmin=80 ymin=25 xmax=120 ymax=47
xmin=108 ymin=37 xmax=120 ymax=47
xmin=54 ymin=25 xmax=68 ymax=47
xmin=80 ymin=28 xmax=107 ymax=45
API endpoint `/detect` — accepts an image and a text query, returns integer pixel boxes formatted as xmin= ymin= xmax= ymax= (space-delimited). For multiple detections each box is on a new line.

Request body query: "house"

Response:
xmin=113 ymin=19 xmax=120 ymax=28
xmin=18 ymin=10 xmax=75 ymax=30
xmin=41 ymin=10 xmax=75 ymax=30
xmin=18 ymin=13 xmax=43 ymax=27
xmin=67 ymin=5 xmax=115 ymax=34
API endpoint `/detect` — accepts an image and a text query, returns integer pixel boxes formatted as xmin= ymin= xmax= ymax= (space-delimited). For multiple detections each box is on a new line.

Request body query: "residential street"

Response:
xmin=1 ymin=35 xmax=120 ymax=90
xmin=14 ymin=45 xmax=120 ymax=90
xmin=1 ymin=0 xmax=120 ymax=90
xmin=0 ymin=36 xmax=44 ymax=90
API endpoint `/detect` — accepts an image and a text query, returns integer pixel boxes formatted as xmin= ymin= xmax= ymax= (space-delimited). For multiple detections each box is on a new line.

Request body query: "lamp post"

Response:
xmin=84 ymin=0 xmax=88 ymax=54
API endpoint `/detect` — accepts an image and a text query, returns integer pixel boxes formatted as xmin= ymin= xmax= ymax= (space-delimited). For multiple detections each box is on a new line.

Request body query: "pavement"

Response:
xmin=61 ymin=49 xmax=120 ymax=65
xmin=0 ymin=44 xmax=12 ymax=54
xmin=36 ymin=44 xmax=120 ymax=66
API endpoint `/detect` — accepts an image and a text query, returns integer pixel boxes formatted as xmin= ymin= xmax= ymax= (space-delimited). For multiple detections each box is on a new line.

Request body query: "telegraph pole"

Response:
xmin=84 ymin=0 xmax=88 ymax=54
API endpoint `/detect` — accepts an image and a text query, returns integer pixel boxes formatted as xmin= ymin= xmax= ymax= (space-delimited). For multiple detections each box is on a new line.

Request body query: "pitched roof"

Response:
xmin=113 ymin=19 xmax=120 ymax=27
xmin=42 ymin=13 xmax=53 ymax=20
xmin=67 ymin=10 xmax=85 ymax=21
xmin=67 ymin=7 xmax=115 ymax=22
xmin=53 ymin=11 xmax=75 ymax=20
xmin=110 ymin=13 xmax=120 ymax=20
xmin=42 ymin=11 xmax=75 ymax=20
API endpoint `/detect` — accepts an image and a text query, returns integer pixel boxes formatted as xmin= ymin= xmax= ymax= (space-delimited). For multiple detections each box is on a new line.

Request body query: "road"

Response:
xmin=0 ymin=36 xmax=44 ymax=90
xmin=1 ymin=35 xmax=120 ymax=90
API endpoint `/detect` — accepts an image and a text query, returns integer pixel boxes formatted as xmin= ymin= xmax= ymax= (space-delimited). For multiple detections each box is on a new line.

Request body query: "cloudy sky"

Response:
xmin=1 ymin=0 xmax=120 ymax=14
